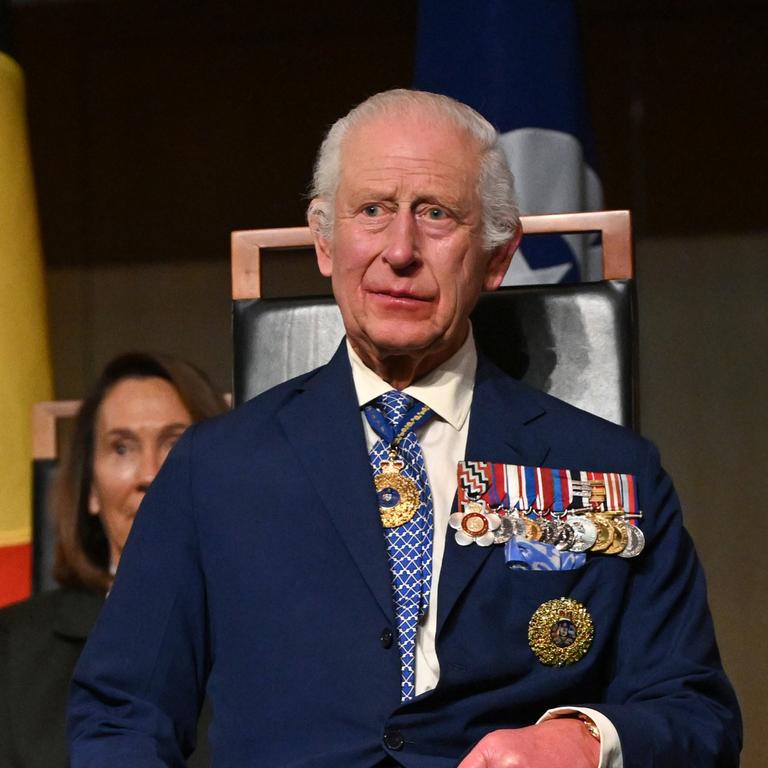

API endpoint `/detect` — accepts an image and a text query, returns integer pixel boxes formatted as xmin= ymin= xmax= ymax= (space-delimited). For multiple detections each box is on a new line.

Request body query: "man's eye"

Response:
xmin=112 ymin=442 xmax=129 ymax=456
xmin=427 ymin=207 xmax=446 ymax=219
xmin=363 ymin=204 xmax=383 ymax=217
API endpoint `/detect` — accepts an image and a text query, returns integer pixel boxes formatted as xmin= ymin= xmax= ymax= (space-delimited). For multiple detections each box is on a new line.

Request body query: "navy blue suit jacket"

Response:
xmin=68 ymin=344 xmax=741 ymax=767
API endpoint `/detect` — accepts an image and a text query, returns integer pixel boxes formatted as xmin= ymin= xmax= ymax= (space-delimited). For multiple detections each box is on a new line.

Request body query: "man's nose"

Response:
xmin=382 ymin=209 xmax=418 ymax=269
xmin=136 ymin=447 xmax=162 ymax=492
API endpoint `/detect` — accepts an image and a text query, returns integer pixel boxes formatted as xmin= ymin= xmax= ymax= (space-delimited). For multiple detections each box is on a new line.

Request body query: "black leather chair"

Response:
xmin=231 ymin=211 xmax=637 ymax=429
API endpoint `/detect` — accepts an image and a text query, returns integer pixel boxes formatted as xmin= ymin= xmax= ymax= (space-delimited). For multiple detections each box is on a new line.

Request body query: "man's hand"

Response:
xmin=457 ymin=717 xmax=600 ymax=768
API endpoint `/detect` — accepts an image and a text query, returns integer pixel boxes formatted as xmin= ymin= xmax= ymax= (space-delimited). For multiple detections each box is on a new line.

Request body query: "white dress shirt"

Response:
xmin=347 ymin=334 xmax=622 ymax=768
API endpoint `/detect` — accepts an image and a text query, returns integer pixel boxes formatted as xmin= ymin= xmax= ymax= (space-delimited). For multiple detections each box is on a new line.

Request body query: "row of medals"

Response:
xmin=464 ymin=498 xmax=646 ymax=558
xmin=374 ymin=456 xmax=646 ymax=558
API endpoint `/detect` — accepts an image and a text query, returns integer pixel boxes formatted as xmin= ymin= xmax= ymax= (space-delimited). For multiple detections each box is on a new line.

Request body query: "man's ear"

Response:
xmin=309 ymin=198 xmax=333 ymax=278
xmin=482 ymin=225 xmax=523 ymax=291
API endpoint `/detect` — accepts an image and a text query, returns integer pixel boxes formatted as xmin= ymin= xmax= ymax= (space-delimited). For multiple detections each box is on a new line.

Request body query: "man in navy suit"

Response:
xmin=68 ymin=89 xmax=741 ymax=767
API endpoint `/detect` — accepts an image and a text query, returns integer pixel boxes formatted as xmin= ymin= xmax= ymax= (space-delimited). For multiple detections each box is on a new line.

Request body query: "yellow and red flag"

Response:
xmin=0 ymin=6 xmax=53 ymax=606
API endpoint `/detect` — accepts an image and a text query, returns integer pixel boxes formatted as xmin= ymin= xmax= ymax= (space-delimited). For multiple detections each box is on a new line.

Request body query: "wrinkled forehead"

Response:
xmin=338 ymin=108 xmax=484 ymax=198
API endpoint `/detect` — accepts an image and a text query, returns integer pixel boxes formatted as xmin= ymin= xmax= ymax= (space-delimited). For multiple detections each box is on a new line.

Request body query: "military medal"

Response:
xmin=450 ymin=500 xmax=501 ymax=546
xmin=554 ymin=522 xmax=576 ymax=551
xmin=519 ymin=515 xmax=541 ymax=542
xmin=492 ymin=513 xmax=519 ymax=544
xmin=456 ymin=462 xmax=645 ymax=559
xmin=617 ymin=472 xmax=645 ymax=557
xmin=528 ymin=597 xmax=595 ymax=666
xmin=601 ymin=475 xmax=630 ymax=555
xmin=588 ymin=513 xmax=614 ymax=551
xmin=538 ymin=519 xmax=558 ymax=544
xmin=618 ymin=520 xmax=645 ymax=557
xmin=604 ymin=516 xmax=630 ymax=555
xmin=567 ymin=516 xmax=598 ymax=552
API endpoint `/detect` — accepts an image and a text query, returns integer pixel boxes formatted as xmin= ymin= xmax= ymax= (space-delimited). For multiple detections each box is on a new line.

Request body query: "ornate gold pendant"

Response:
xmin=528 ymin=597 xmax=595 ymax=666
xmin=374 ymin=459 xmax=420 ymax=528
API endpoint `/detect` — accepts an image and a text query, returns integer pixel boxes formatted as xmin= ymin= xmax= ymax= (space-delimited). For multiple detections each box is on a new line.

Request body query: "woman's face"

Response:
xmin=89 ymin=376 xmax=192 ymax=568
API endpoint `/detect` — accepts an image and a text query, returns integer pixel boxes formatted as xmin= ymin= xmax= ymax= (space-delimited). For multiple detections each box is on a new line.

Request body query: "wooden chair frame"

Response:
xmin=32 ymin=400 xmax=82 ymax=460
xmin=231 ymin=210 xmax=633 ymax=299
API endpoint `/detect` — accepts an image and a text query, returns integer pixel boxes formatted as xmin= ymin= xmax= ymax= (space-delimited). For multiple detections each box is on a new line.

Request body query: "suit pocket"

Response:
xmin=503 ymin=562 xmax=588 ymax=611
xmin=503 ymin=539 xmax=586 ymax=572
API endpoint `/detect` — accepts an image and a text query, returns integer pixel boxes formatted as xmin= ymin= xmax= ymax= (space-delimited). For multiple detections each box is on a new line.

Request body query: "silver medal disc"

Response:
xmin=568 ymin=517 xmax=598 ymax=552
xmin=618 ymin=523 xmax=646 ymax=558
xmin=493 ymin=516 xmax=514 ymax=544
xmin=538 ymin=520 xmax=558 ymax=544
xmin=554 ymin=523 xmax=576 ymax=551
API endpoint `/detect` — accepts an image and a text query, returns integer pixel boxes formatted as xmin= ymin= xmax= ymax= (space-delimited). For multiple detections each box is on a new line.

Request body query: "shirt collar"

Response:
xmin=347 ymin=331 xmax=476 ymax=431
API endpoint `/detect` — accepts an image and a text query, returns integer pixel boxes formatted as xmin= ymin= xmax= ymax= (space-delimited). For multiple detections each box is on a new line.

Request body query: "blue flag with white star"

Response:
xmin=414 ymin=0 xmax=604 ymax=284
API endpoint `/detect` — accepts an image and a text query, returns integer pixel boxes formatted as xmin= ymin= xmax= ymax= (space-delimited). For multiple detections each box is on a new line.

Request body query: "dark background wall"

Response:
xmin=9 ymin=1 xmax=768 ymax=765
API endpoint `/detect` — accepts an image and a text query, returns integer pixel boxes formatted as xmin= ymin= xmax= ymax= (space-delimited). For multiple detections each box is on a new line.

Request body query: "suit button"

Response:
xmin=380 ymin=627 xmax=394 ymax=648
xmin=383 ymin=729 xmax=404 ymax=751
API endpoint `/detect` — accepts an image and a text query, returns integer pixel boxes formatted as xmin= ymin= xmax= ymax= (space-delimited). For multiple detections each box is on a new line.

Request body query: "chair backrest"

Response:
xmin=232 ymin=211 xmax=637 ymax=427
xmin=31 ymin=400 xmax=81 ymax=593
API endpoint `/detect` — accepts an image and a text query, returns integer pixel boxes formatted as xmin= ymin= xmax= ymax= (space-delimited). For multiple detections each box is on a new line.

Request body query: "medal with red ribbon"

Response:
xmin=456 ymin=461 xmax=644 ymax=557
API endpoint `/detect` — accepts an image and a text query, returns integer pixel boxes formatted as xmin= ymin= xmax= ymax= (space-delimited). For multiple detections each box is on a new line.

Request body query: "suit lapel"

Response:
xmin=278 ymin=344 xmax=394 ymax=623
xmin=276 ymin=345 xmax=557 ymax=634
xmin=437 ymin=353 xmax=552 ymax=637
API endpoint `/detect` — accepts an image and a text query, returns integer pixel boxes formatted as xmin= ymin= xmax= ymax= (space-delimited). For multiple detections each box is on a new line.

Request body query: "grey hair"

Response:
xmin=307 ymin=88 xmax=519 ymax=251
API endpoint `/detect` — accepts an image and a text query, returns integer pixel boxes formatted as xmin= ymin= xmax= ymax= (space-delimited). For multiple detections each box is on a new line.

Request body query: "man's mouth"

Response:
xmin=371 ymin=289 xmax=431 ymax=303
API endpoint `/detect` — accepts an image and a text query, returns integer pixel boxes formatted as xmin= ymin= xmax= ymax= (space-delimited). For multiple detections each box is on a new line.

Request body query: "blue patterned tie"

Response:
xmin=365 ymin=390 xmax=435 ymax=701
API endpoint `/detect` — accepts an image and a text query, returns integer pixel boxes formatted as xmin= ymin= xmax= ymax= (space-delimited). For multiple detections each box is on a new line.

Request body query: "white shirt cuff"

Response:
xmin=537 ymin=706 xmax=623 ymax=768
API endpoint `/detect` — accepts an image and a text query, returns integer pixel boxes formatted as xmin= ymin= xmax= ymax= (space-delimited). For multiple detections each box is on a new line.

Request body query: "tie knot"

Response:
xmin=376 ymin=390 xmax=414 ymax=427
xmin=364 ymin=390 xmax=432 ymax=445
